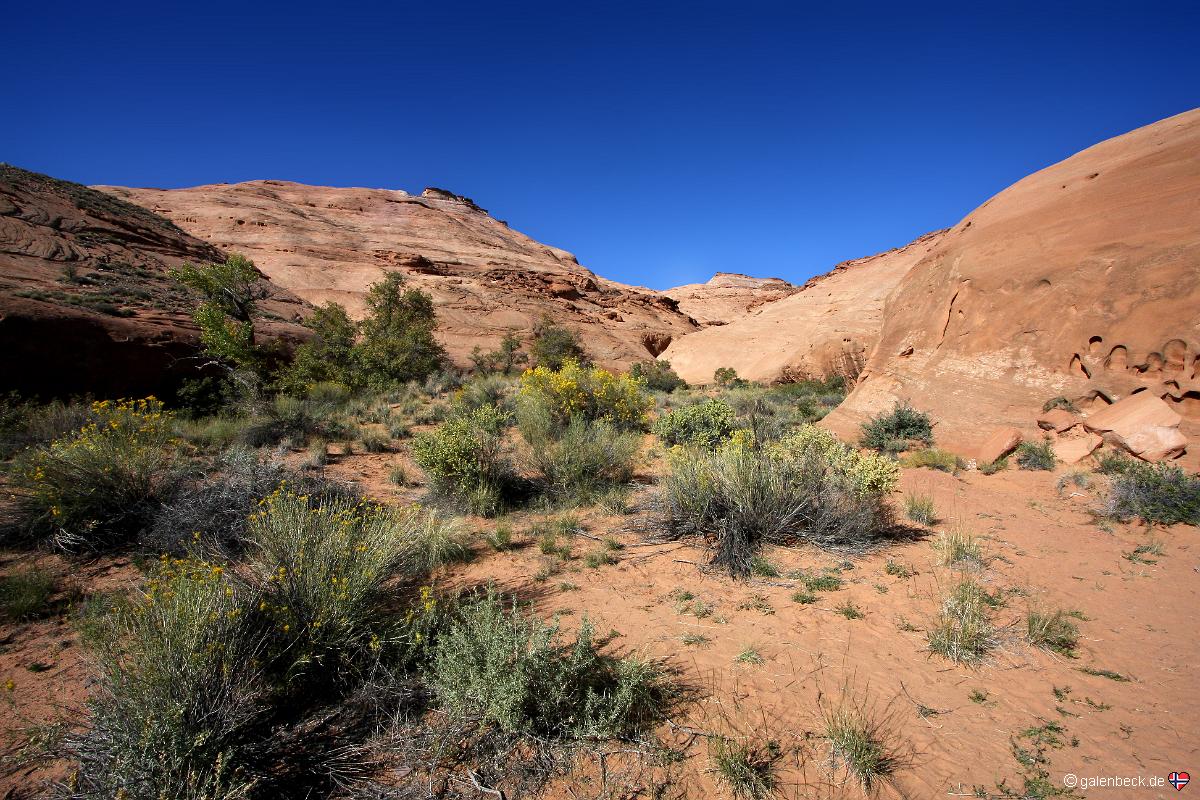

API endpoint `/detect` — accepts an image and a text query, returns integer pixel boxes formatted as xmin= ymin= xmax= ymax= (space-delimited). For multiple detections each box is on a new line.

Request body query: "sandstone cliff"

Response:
xmin=98 ymin=181 xmax=699 ymax=369
xmin=661 ymin=231 xmax=946 ymax=385
xmin=0 ymin=166 xmax=309 ymax=398
xmin=821 ymin=109 xmax=1200 ymax=455
xmin=663 ymin=273 xmax=798 ymax=327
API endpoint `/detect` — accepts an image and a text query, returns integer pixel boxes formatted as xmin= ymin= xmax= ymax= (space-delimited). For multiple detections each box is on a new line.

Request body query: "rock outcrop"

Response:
xmin=663 ymin=273 xmax=798 ymax=327
xmin=661 ymin=231 xmax=947 ymax=385
xmin=0 ymin=165 xmax=309 ymax=399
xmin=98 ymin=181 xmax=700 ymax=371
xmin=821 ymin=109 xmax=1200 ymax=460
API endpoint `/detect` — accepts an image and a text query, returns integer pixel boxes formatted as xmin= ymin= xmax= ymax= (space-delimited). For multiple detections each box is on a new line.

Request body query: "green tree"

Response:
xmin=528 ymin=316 xmax=587 ymax=370
xmin=171 ymin=254 xmax=265 ymax=374
xmin=470 ymin=329 xmax=528 ymax=375
xmin=356 ymin=272 xmax=447 ymax=387
xmin=277 ymin=302 xmax=359 ymax=391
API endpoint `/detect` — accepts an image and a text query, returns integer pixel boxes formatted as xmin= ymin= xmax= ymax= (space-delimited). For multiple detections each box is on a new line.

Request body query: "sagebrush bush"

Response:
xmin=652 ymin=398 xmax=736 ymax=448
xmin=663 ymin=426 xmax=898 ymax=576
xmin=629 ymin=360 xmax=687 ymax=393
xmin=453 ymin=373 xmax=516 ymax=414
xmin=860 ymin=402 xmax=933 ymax=452
xmin=74 ymin=557 xmax=268 ymax=800
xmin=1102 ymin=461 xmax=1200 ymax=525
xmin=519 ymin=400 xmax=640 ymax=504
xmin=1016 ymin=439 xmax=1056 ymax=471
xmin=411 ymin=404 xmax=519 ymax=515
xmin=9 ymin=398 xmax=179 ymax=552
xmin=430 ymin=589 xmax=672 ymax=739
xmin=240 ymin=390 xmax=355 ymax=447
xmin=518 ymin=359 xmax=651 ymax=431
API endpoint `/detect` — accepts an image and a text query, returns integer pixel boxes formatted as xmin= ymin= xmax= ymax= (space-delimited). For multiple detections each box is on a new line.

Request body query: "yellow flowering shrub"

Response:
xmin=12 ymin=397 xmax=176 ymax=551
xmin=518 ymin=359 xmax=651 ymax=430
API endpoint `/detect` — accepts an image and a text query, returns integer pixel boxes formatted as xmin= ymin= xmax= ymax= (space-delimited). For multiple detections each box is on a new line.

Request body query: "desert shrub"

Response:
xmin=430 ymin=589 xmax=672 ymax=739
xmin=453 ymin=373 xmax=516 ymax=415
xmin=519 ymin=406 xmax=640 ymax=505
xmin=652 ymin=398 xmax=735 ymax=448
xmin=927 ymin=578 xmax=997 ymax=663
xmin=355 ymin=272 xmax=448 ymax=388
xmin=528 ymin=316 xmax=587 ymax=370
xmin=1102 ymin=461 xmax=1200 ymax=525
xmin=486 ymin=523 xmax=514 ymax=551
xmin=0 ymin=394 xmax=94 ymax=458
xmin=899 ymin=448 xmax=963 ymax=474
xmin=714 ymin=367 xmax=749 ymax=388
xmin=243 ymin=489 xmax=445 ymax=683
xmin=174 ymin=415 xmax=255 ymax=451
xmin=359 ymin=429 xmax=390 ymax=453
xmin=1027 ymin=609 xmax=1080 ymax=657
xmin=1016 ymin=439 xmax=1056 ymax=471
xmin=630 ymin=360 xmax=687 ymax=393
xmin=73 ymin=557 xmax=269 ymax=800
xmin=411 ymin=404 xmax=519 ymax=515
xmin=860 ymin=402 xmax=933 ymax=452
xmin=709 ymin=736 xmax=782 ymax=800
xmin=240 ymin=387 xmax=355 ymax=447
xmin=0 ymin=567 xmax=57 ymax=621
xmin=1042 ymin=396 xmax=1078 ymax=413
xmin=662 ymin=425 xmax=899 ymax=577
xmin=8 ymin=398 xmax=179 ymax=552
xmin=144 ymin=447 xmax=352 ymax=556
xmin=518 ymin=359 xmax=652 ymax=431
xmin=904 ymin=492 xmax=936 ymax=525
xmin=1096 ymin=449 xmax=1136 ymax=475
xmin=470 ymin=329 xmax=528 ymax=375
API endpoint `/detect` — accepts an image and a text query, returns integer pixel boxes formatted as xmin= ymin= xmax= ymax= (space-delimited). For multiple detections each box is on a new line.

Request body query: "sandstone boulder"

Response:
xmin=1037 ymin=408 xmax=1078 ymax=433
xmin=1083 ymin=392 xmax=1187 ymax=461
xmin=1053 ymin=433 xmax=1102 ymax=464
xmin=977 ymin=427 xmax=1022 ymax=465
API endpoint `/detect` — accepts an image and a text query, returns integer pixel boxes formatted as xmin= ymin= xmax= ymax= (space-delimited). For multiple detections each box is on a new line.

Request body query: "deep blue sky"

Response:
xmin=3 ymin=1 xmax=1197 ymax=289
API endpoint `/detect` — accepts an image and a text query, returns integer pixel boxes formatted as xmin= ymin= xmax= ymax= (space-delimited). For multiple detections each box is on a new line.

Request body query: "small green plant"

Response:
xmin=900 ymin=448 xmax=963 ymax=474
xmin=0 ymin=568 xmax=58 ymax=621
xmin=979 ymin=456 xmax=1009 ymax=475
xmin=1016 ymin=439 xmax=1056 ymax=471
xmin=1027 ymin=609 xmax=1080 ymax=657
xmin=486 ymin=523 xmax=514 ymax=551
xmin=791 ymin=590 xmax=817 ymax=604
xmin=681 ymin=632 xmax=712 ymax=648
xmin=1123 ymin=539 xmax=1165 ymax=564
xmin=904 ymin=492 xmax=936 ymax=525
xmin=387 ymin=464 xmax=409 ymax=486
xmin=749 ymin=554 xmax=780 ymax=577
xmin=969 ymin=689 xmax=990 ymax=704
xmin=928 ymin=579 xmax=997 ymax=663
xmin=820 ymin=693 xmax=901 ymax=792
xmin=1079 ymin=666 xmax=1129 ymax=682
xmin=738 ymin=594 xmax=775 ymax=615
xmin=584 ymin=548 xmax=618 ymax=568
xmin=735 ymin=646 xmax=765 ymax=665
xmin=836 ymin=600 xmax=865 ymax=620
xmin=884 ymin=560 xmax=913 ymax=578
xmin=860 ymin=402 xmax=933 ymax=452
xmin=708 ymin=736 xmax=781 ymax=800
xmin=800 ymin=572 xmax=843 ymax=592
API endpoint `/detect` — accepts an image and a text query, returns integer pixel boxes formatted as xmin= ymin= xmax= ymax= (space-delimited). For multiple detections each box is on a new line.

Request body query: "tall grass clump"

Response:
xmin=0 ymin=567 xmax=58 ymax=621
xmin=932 ymin=528 xmax=984 ymax=568
xmin=663 ymin=425 xmax=899 ymax=577
xmin=519 ymin=400 xmax=640 ymax=504
xmin=860 ymin=402 xmax=933 ymax=453
xmin=240 ymin=387 xmax=355 ymax=447
xmin=927 ymin=578 xmax=998 ymax=663
xmin=1101 ymin=461 xmax=1200 ymax=526
xmin=8 ymin=398 xmax=178 ymax=552
xmin=708 ymin=736 xmax=781 ymax=800
xmin=904 ymin=492 xmax=936 ymax=525
xmin=1026 ymin=609 xmax=1080 ymax=657
xmin=652 ymin=398 xmax=735 ymax=448
xmin=820 ymin=693 xmax=902 ymax=792
xmin=430 ymin=589 xmax=673 ymax=740
xmin=0 ymin=394 xmax=94 ymax=458
xmin=411 ymin=404 xmax=519 ymax=515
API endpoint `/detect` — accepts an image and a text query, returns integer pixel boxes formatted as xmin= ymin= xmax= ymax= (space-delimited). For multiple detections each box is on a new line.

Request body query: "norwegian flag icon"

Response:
xmin=1169 ymin=772 xmax=1190 ymax=791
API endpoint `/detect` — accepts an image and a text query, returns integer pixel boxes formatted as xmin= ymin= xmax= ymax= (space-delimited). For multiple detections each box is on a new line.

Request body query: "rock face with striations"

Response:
xmin=0 ymin=165 xmax=309 ymax=399
xmin=821 ymin=109 xmax=1200 ymax=459
xmin=663 ymin=273 xmax=798 ymax=327
xmin=98 ymin=181 xmax=699 ymax=370
xmin=661 ymin=231 xmax=947 ymax=385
